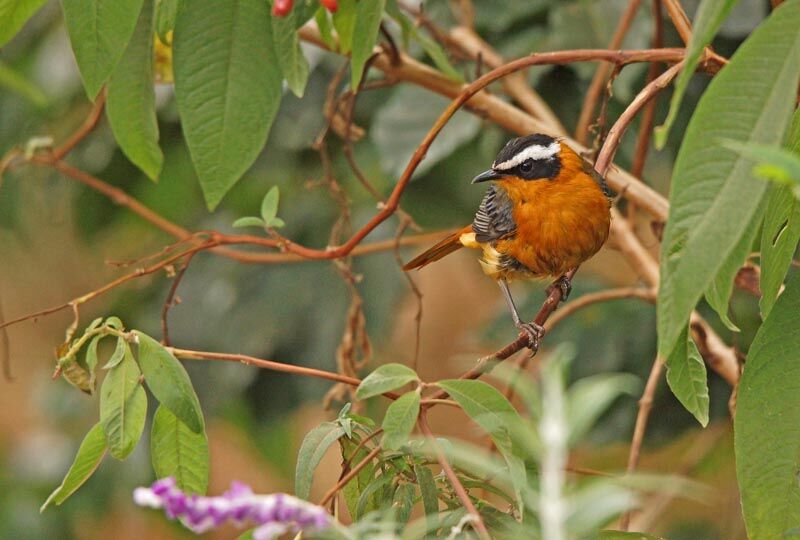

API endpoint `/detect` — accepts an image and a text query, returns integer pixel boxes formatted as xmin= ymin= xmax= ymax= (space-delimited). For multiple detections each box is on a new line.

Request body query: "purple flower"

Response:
xmin=133 ymin=477 xmax=332 ymax=539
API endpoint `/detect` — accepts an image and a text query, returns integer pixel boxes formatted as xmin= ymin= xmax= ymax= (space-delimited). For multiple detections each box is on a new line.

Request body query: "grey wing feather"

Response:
xmin=472 ymin=185 xmax=516 ymax=243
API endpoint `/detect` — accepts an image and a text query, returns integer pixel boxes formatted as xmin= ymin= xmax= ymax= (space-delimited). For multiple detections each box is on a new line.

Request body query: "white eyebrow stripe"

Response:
xmin=493 ymin=141 xmax=560 ymax=171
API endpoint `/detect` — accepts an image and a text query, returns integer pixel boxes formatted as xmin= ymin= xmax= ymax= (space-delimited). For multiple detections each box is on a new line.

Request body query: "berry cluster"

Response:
xmin=273 ymin=0 xmax=338 ymax=17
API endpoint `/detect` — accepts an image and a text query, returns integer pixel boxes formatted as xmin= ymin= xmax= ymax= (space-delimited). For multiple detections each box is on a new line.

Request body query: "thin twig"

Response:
xmin=51 ymin=89 xmax=107 ymax=160
xmin=319 ymin=446 xmax=381 ymax=506
xmin=161 ymin=252 xmax=197 ymax=346
xmin=544 ymin=287 xmax=656 ymax=332
xmin=419 ymin=411 xmax=490 ymax=540
xmin=618 ymin=354 xmax=665 ymax=531
xmin=575 ymin=0 xmax=644 ymax=145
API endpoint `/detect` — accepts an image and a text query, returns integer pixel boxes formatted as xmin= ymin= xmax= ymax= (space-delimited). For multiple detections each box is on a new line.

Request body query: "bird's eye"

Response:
xmin=519 ymin=159 xmax=534 ymax=174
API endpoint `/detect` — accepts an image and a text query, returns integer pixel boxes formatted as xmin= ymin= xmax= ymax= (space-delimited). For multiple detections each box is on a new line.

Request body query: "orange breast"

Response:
xmin=493 ymin=155 xmax=611 ymax=279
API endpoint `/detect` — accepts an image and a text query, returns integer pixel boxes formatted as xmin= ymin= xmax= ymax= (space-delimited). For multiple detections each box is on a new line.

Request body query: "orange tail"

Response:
xmin=403 ymin=226 xmax=472 ymax=271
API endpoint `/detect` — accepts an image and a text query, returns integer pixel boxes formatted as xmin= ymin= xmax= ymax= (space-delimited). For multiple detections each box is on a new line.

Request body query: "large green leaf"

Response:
xmin=135 ymin=331 xmax=204 ymax=433
xmin=380 ymin=390 xmax=420 ymax=451
xmin=331 ymin=0 xmax=355 ymax=54
xmin=173 ymin=0 xmax=283 ymax=209
xmin=295 ymin=422 xmax=346 ymax=500
xmin=760 ymin=109 xmax=800 ymax=318
xmin=436 ymin=379 xmax=526 ymax=509
xmin=355 ymin=363 xmax=419 ymax=400
xmin=0 ymin=0 xmax=47 ymax=46
xmin=271 ymin=7 xmax=309 ymax=98
xmin=40 ymin=423 xmax=106 ymax=511
xmin=735 ymin=271 xmax=800 ymax=539
xmin=61 ymin=0 xmax=145 ymax=99
xmin=654 ymin=0 xmax=742 ymax=147
xmin=100 ymin=344 xmax=147 ymax=459
xmin=106 ymin=0 xmax=163 ymax=181
xmin=349 ymin=0 xmax=385 ymax=89
xmin=657 ymin=0 xmax=800 ymax=358
xmin=151 ymin=405 xmax=209 ymax=495
xmin=665 ymin=328 xmax=709 ymax=426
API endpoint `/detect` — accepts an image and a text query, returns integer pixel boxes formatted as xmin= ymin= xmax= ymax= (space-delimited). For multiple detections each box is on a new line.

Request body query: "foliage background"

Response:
xmin=0 ymin=1 xmax=782 ymax=538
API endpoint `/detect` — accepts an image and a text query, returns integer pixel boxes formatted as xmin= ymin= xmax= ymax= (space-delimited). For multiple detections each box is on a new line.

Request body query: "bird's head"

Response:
xmin=472 ymin=133 xmax=565 ymax=184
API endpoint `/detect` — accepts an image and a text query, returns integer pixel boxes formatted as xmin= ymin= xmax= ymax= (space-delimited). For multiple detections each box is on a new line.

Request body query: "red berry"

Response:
xmin=272 ymin=0 xmax=293 ymax=16
xmin=320 ymin=0 xmax=338 ymax=12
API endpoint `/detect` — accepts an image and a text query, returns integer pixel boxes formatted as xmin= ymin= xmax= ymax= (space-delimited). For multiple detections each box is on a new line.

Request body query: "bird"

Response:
xmin=403 ymin=133 xmax=612 ymax=348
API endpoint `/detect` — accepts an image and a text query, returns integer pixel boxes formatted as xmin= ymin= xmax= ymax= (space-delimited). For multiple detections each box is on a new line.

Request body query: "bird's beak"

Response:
xmin=471 ymin=169 xmax=503 ymax=183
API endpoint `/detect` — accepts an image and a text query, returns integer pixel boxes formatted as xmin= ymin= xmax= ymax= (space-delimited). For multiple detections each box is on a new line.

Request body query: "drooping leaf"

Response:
xmin=566 ymin=373 xmax=640 ymax=445
xmin=735 ymin=271 xmax=800 ymax=539
xmin=349 ymin=0 xmax=385 ymax=89
xmin=0 ymin=0 xmax=48 ymax=46
xmin=40 ymin=423 xmax=107 ymax=511
xmin=61 ymin=0 xmax=146 ymax=99
xmin=271 ymin=8 xmax=309 ymax=97
xmin=173 ymin=0 xmax=283 ymax=209
xmin=156 ymin=0 xmax=181 ymax=43
xmin=355 ymin=363 xmax=419 ymax=400
xmin=295 ymin=422 xmax=346 ymax=500
xmin=84 ymin=334 xmax=102 ymax=389
xmin=107 ymin=0 xmax=163 ymax=181
xmin=657 ymin=1 xmax=800 ymax=358
xmin=665 ymin=328 xmax=709 ymax=426
xmin=436 ymin=379 xmax=526 ymax=509
xmin=151 ymin=405 xmax=209 ymax=495
xmin=314 ymin=6 xmax=335 ymax=49
xmin=392 ymin=483 xmax=416 ymax=525
xmin=380 ymin=390 xmax=420 ymax=451
xmin=100 ymin=345 xmax=147 ymax=459
xmin=414 ymin=463 xmax=439 ymax=535
xmin=340 ymin=436 xmax=378 ymax=519
xmin=331 ymin=0 xmax=355 ymax=54
xmin=135 ymin=331 xmax=204 ymax=433
xmin=59 ymin=354 xmax=93 ymax=394
xmin=372 ymin=85 xmax=481 ymax=177
xmin=654 ymin=0 xmax=742 ymax=147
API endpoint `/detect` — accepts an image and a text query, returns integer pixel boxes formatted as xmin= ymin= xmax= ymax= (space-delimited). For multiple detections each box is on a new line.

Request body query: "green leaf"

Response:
xmin=436 ymin=379 xmax=526 ymax=509
xmin=566 ymin=373 xmax=640 ymax=445
xmin=107 ymin=0 xmax=163 ymax=181
xmin=761 ymin=109 xmax=800 ymax=317
xmin=265 ymin=217 xmax=285 ymax=229
xmin=103 ymin=336 xmax=126 ymax=369
xmin=331 ymin=0 xmax=355 ymax=54
xmin=84 ymin=334 xmax=102 ymax=390
xmin=295 ymin=422 xmax=346 ymax=500
xmin=100 ymin=345 xmax=147 ymax=459
xmin=135 ymin=331 xmax=204 ymax=433
xmin=0 ymin=61 xmax=47 ymax=108
xmin=665 ymin=328 xmax=709 ymax=426
xmin=657 ymin=1 xmax=800 ymax=359
xmin=271 ymin=8 xmax=309 ymax=97
xmin=314 ymin=6 xmax=335 ymax=49
xmin=381 ymin=391 xmax=420 ymax=451
xmin=232 ymin=216 xmax=266 ymax=229
xmin=0 ymin=0 xmax=47 ymax=47
xmin=40 ymin=423 xmax=107 ymax=511
xmin=350 ymin=0 xmax=385 ymax=88
xmin=392 ymin=483 xmax=415 ymax=524
xmin=654 ymin=0 xmax=741 ymax=148
xmin=61 ymin=0 xmax=146 ymax=99
xmin=735 ymin=271 xmax=800 ymax=539
xmin=414 ymin=463 xmax=439 ymax=533
xmin=260 ymin=186 xmax=280 ymax=223
xmin=156 ymin=0 xmax=181 ymax=43
xmin=340 ymin=436 xmax=378 ymax=519
xmin=355 ymin=363 xmax=419 ymax=400
xmin=173 ymin=0 xmax=283 ymax=209
xmin=151 ymin=405 xmax=209 ymax=495
xmin=703 ymin=196 xmax=764 ymax=331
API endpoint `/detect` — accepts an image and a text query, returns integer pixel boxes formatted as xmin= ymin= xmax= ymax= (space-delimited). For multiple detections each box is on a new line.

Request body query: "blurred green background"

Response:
xmin=0 ymin=1 xmax=772 ymax=538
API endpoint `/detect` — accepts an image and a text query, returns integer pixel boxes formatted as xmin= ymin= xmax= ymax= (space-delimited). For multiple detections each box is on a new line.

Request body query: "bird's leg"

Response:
xmin=546 ymin=274 xmax=573 ymax=301
xmin=498 ymin=279 xmax=544 ymax=350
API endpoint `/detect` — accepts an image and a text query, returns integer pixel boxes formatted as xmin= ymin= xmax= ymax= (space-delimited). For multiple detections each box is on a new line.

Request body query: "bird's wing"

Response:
xmin=472 ymin=184 xmax=517 ymax=243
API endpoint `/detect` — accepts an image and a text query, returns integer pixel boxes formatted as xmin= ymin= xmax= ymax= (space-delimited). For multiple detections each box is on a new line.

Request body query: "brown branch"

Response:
xmin=544 ymin=287 xmax=656 ymax=332
xmin=51 ymin=89 xmax=107 ymax=160
xmin=319 ymin=445 xmax=381 ymax=506
xmin=575 ymin=0 xmax=644 ymax=145
xmin=618 ymin=354 xmax=665 ymax=531
xmin=161 ymin=252 xmax=197 ymax=346
xmin=661 ymin=0 xmax=692 ymax=43
xmin=419 ymin=411 xmax=490 ymax=540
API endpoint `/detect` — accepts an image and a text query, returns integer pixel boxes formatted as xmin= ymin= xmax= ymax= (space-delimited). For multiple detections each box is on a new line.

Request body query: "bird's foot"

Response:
xmin=547 ymin=275 xmax=573 ymax=301
xmin=516 ymin=321 xmax=545 ymax=351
